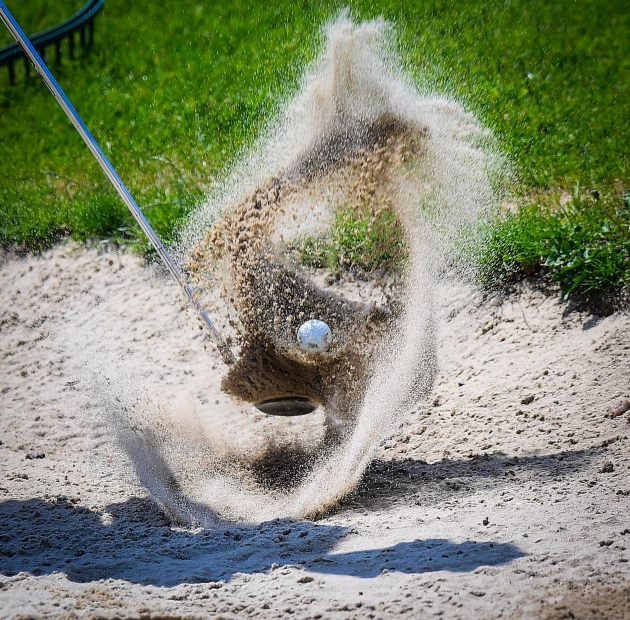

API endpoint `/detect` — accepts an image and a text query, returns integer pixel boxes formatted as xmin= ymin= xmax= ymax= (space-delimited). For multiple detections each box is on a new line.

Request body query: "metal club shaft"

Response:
xmin=0 ymin=1 xmax=235 ymax=364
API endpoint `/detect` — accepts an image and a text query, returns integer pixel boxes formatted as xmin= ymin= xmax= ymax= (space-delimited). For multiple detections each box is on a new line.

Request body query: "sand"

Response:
xmin=1 ymin=241 xmax=629 ymax=619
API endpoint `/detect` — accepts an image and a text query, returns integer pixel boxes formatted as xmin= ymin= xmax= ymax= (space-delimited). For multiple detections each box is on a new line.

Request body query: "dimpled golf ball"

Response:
xmin=297 ymin=319 xmax=332 ymax=353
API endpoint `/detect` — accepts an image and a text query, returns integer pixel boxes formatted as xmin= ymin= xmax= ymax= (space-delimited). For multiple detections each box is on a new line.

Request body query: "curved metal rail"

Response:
xmin=0 ymin=0 xmax=104 ymax=84
xmin=0 ymin=0 xmax=236 ymax=365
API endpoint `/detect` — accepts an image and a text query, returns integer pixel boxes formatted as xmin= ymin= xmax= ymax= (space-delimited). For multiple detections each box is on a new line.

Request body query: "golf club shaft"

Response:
xmin=0 ymin=1 xmax=235 ymax=364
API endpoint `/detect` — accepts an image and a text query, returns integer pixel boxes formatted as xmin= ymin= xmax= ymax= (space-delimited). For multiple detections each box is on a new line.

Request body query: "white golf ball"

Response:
xmin=297 ymin=319 xmax=332 ymax=353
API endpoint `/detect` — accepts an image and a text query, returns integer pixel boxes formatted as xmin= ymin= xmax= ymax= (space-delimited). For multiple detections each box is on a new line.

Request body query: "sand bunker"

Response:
xmin=2 ymin=243 xmax=629 ymax=618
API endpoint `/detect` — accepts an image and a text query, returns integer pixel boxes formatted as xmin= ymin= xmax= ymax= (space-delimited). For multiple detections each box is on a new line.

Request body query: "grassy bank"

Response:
xmin=477 ymin=189 xmax=630 ymax=299
xmin=0 ymin=0 xmax=628 ymax=294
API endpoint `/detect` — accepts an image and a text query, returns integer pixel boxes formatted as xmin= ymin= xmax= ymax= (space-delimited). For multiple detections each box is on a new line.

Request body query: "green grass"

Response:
xmin=0 ymin=0 xmax=84 ymax=47
xmin=476 ymin=188 xmax=630 ymax=299
xmin=0 ymin=0 xmax=327 ymax=250
xmin=293 ymin=204 xmax=406 ymax=274
xmin=0 ymin=0 xmax=629 ymax=296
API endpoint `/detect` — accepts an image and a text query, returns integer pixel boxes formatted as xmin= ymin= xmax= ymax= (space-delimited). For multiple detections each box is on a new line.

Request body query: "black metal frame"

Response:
xmin=0 ymin=0 xmax=104 ymax=84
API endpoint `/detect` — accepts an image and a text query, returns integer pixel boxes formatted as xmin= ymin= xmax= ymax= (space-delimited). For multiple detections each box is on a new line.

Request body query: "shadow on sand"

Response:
xmin=2 ymin=447 xmax=598 ymax=586
xmin=0 ymin=494 xmax=524 ymax=586
xmin=345 ymin=447 xmax=597 ymax=510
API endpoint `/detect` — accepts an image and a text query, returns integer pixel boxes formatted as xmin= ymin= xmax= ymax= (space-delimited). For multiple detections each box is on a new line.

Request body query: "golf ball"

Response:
xmin=297 ymin=319 xmax=332 ymax=353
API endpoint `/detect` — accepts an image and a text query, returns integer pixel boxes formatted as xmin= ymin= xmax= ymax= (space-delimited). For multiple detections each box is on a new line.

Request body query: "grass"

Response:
xmin=0 ymin=0 xmax=83 ymax=47
xmin=0 ymin=0 xmax=326 ymax=250
xmin=476 ymin=188 xmax=630 ymax=299
xmin=293 ymin=204 xmax=407 ymax=274
xmin=0 ymin=0 xmax=628 ymax=296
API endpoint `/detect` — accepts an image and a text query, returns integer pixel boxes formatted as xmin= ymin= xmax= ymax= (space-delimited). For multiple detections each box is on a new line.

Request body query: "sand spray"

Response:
xmin=65 ymin=12 xmax=506 ymax=525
